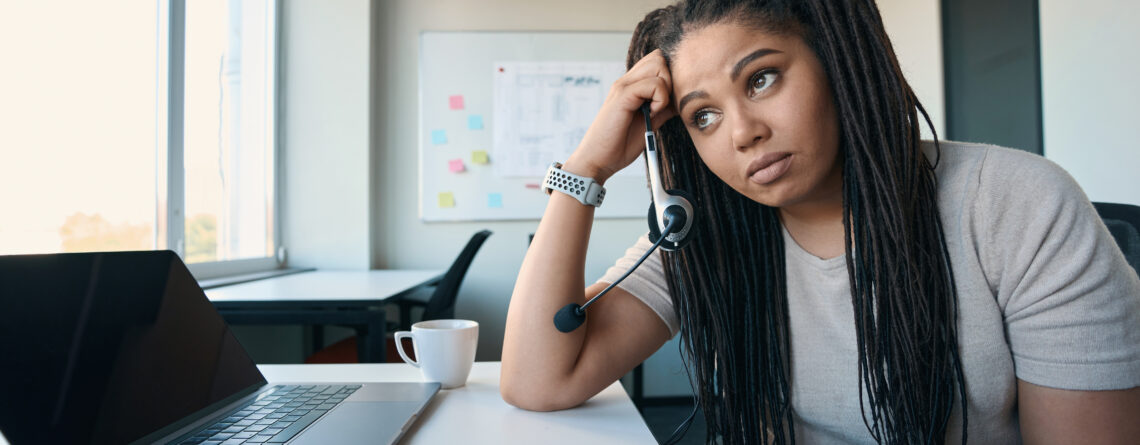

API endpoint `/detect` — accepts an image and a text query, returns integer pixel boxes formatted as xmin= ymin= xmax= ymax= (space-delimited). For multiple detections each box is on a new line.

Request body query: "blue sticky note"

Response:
xmin=488 ymin=193 xmax=503 ymax=208
xmin=431 ymin=129 xmax=448 ymax=145
xmin=468 ymin=115 xmax=484 ymax=130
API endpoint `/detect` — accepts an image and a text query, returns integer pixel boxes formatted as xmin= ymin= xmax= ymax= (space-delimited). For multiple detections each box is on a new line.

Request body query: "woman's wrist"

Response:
xmin=560 ymin=158 xmax=611 ymax=186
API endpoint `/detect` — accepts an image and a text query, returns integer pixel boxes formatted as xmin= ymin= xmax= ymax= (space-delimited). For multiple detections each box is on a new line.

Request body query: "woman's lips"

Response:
xmin=748 ymin=153 xmax=793 ymax=185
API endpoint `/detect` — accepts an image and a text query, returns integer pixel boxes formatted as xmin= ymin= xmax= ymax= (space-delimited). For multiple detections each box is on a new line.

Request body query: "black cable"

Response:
xmin=579 ymin=217 xmax=678 ymax=313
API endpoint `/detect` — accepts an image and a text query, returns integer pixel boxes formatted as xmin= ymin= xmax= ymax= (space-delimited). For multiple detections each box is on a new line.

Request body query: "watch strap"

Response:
xmin=543 ymin=162 xmax=605 ymax=207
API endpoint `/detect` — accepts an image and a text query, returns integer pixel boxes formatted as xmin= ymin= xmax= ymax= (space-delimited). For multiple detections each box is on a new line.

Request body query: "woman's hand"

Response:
xmin=564 ymin=49 xmax=678 ymax=183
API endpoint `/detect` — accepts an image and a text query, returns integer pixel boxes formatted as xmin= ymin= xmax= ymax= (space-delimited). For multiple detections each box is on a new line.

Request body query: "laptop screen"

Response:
xmin=0 ymin=251 xmax=266 ymax=444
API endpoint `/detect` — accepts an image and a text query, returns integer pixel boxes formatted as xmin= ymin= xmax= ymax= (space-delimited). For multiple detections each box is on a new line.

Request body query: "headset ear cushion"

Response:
xmin=647 ymin=189 xmax=697 ymax=251
xmin=666 ymin=188 xmax=696 ymax=211
xmin=648 ymin=202 xmax=663 ymax=244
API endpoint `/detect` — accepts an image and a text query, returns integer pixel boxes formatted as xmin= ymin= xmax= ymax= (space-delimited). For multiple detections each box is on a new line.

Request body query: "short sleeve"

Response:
xmin=595 ymin=234 xmax=679 ymax=337
xmin=974 ymin=148 xmax=1140 ymax=390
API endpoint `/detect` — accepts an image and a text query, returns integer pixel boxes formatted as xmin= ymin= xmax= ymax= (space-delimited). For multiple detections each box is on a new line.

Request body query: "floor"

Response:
xmin=639 ymin=403 xmax=706 ymax=444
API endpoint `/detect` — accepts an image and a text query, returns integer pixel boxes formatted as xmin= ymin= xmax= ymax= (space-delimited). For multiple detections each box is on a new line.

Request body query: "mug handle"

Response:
xmin=394 ymin=331 xmax=419 ymax=368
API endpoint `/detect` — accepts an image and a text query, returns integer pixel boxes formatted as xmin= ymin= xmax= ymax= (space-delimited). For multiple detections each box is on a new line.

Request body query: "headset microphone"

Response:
xmin=553 ymin=217 xmax=678 ymax=332
xmin=553 ymin=103 xmax=698 ymax=333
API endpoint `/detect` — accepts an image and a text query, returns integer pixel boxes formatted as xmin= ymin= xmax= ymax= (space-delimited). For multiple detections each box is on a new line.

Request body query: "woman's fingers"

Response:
xmin=625 ymin=50 xmax=671 ymax=84
xmin=620 ymin=50 xmax=673 ymax=112
xmin=617 ymin=75 xmax=674 ymax=123
xmin=568 ymin=49 xmax=677 ymax=180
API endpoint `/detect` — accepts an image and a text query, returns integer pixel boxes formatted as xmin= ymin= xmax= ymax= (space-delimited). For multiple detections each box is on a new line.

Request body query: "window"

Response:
xmin=0 ymin=1 xmax=280 ymax=278
xmin=182 ymin=0 xmax=277 ymax=266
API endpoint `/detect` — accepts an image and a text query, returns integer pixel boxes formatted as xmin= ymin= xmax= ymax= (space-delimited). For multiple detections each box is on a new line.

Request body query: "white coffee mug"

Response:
xmin=394 ymin=319 xmax=478 ymax=389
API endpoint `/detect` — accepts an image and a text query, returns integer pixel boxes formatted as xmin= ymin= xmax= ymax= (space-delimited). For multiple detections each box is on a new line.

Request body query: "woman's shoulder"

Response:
xmin=923 ymin=139 xmax=1085 ymax=206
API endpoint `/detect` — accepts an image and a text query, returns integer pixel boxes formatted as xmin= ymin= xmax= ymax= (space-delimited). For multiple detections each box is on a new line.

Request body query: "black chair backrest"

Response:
xmin=1093 ymin=202 xmax=1140 ymax=275
xmin=423 ymin=230 xmax=492 ymax=320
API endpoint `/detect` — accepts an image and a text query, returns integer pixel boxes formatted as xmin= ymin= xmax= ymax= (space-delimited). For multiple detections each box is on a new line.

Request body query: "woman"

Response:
xmin=501 ymin=0 xmax=1140 ymax=443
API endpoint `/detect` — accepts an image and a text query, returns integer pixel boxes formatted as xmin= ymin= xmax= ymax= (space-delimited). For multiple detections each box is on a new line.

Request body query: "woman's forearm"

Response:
xmin=501 ymin=162 xmax=605 ymax=410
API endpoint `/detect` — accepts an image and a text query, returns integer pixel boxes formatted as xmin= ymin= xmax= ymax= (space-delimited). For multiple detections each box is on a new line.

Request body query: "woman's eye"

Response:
xmin=693 ymin=110 xmax=721 ymax=130
xmin=749 ymin=70 xmax=779 ymax=96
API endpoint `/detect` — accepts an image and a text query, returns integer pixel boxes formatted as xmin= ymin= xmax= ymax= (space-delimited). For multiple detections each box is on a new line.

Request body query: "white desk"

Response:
xmin=206 ymin=270 xmax=444 ymax=306
xmin=205 ymin=270 xmax=444 ymax=362
xmin=0 ymin=363 xmax=654 ymax=445
xmin=259 ymin=362 xmax=657 ymax=444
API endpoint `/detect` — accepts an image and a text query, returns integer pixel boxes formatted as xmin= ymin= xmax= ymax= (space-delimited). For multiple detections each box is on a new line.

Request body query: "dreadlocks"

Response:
xmin=626 ymin=1 xmax=967 ymax=443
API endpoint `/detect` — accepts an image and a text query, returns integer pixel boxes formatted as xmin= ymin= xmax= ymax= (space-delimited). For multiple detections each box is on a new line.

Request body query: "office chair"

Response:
xmin=305 ymin=230 xmax=492 ymax=363
xmin=1092 ymin=202 xmax=1140 ymax=274
xmin=393 ymin=229 xmax=492 ymax=329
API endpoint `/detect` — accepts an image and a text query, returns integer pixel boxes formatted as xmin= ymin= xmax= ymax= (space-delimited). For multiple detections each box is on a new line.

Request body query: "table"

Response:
xmin=0 ymin=363 xmax=655 ymax=445
xmin=259 ymin=362 xmax=658 ymax=444
xmin=206 ymin=270 xmax=444 ymax=362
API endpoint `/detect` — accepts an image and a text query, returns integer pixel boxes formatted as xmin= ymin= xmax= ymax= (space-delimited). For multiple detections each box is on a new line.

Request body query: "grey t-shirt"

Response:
xmin=597 ymin=141 xmax=1140 ymax=443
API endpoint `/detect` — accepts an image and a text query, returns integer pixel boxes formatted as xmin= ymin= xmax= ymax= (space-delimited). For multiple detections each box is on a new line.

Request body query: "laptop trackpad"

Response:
xmin=290 ymin=402 xmax=424 ymax=445
xmin=347 ymin=382 xmax=439 ymax=402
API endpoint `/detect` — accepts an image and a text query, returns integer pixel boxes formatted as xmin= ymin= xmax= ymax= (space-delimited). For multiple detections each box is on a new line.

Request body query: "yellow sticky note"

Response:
xmin=438 ymin=192 xmax=455 ymax=208
xmin=472 ymin=150 xmax=489 ymax=164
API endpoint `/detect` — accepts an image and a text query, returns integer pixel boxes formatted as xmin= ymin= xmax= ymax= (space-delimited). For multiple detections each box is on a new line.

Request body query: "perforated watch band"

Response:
xmin=543 ymin=162 xmax=605 ymax=207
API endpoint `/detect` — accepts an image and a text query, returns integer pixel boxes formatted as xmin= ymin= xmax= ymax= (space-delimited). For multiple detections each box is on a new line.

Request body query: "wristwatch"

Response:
xmin=543 ymin=162 xmax=606 ymax=207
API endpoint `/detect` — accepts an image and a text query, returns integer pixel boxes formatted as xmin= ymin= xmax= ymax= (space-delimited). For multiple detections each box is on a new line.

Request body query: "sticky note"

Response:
xmin=431 ymin=130 xmax=447 ymax=145
xmin=438 ymin=192 xmax=455 ymax=208
xmin=488 ymin=193 xmax=503 ymax=208
xmin=471 ymin=150 xmax=489 ymax=164
xmin=467 ymin=115 xmax=484 ymax=130
xmin=448 ymin=159 xmax=466 ymax=173
xmin=449 ymin=95 xmax=465 ymax=110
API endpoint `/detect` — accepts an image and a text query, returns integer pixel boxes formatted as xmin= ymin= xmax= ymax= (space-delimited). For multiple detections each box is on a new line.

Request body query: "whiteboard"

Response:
xmin=419 ymin=31 xmax=649 ymax=221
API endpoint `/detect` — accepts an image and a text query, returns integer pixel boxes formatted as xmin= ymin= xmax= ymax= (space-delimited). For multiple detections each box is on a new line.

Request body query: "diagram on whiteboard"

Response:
xmin=492 ymin=61 xmax=642 ymax=178
xmin=419 ymin=31 xmax=646 ymax=221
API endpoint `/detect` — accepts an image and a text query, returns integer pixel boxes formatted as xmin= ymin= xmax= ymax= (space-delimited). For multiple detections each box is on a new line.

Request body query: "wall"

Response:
xmin=282 ymin=0 xmax=373 ymax=270
xmin=233 ymin=0 xmax=374 ymax=364
xmin=878 ymin=0 xmax=945 ymax=139
xmin=1040 ymin=0 xmax=1140 ymax=207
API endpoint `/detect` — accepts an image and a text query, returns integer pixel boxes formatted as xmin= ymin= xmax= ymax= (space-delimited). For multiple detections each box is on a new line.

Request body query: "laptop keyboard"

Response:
xmin=176 ymin=384 xmax=362 ymax=445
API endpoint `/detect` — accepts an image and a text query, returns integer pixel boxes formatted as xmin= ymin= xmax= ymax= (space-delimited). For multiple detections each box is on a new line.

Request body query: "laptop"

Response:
xmin=0 ymin=250 xmax=440 ymax=445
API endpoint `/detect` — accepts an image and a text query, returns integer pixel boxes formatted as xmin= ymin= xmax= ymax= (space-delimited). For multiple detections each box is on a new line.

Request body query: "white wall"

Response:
xmin=281 ymin=0 xmax=373 ymax=270
xmin=878 ymin=0 xmax=945 ymax=139
xmin=234 ymin=0 xmax=374 ymax=364
xmin=1040 ymin=0 xmax=1140 ymax=207
xmin=274 ymin=0 xmax=943 ymax=393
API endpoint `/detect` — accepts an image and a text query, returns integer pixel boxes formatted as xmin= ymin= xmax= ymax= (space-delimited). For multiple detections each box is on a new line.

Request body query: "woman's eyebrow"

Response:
xmin=677 ymin=48 xmax=783 ymax=115
xmin=677 ymin=90 xmax=709 ymax=116
xmin=731 ymin=48 xmax=781 ymax=82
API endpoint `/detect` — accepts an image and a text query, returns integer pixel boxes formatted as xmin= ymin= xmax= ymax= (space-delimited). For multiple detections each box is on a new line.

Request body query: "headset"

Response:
xmin=553 ymin=102 xmax=697 ymax=333
xmin=550 ymin=103 xmax=701 ymax=444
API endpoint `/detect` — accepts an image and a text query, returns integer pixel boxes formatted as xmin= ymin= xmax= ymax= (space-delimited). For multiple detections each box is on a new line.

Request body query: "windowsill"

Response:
xmin=198 ymin=267 xmax=316 ymax=290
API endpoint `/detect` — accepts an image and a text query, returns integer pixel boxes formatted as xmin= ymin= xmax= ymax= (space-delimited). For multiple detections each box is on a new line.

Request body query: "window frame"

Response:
xmin=163 ymin=0 xmax=285 ymax=280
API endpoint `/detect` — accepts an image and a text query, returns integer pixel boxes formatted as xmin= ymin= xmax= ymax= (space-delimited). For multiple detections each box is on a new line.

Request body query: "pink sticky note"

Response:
xmin=449 ymin=95 xmax=465 ymax=110
xmin=448 ymin=159 xmax=466 ymax=173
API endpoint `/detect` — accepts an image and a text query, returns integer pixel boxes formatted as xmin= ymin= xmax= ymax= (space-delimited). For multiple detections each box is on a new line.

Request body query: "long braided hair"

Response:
xmin=626 ymin=1 xmax=967 ymax=443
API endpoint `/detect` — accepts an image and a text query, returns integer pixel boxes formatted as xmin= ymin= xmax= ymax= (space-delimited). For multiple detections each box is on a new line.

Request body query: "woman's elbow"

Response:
xmin=500 ymin=378 xmax=585 ymax=412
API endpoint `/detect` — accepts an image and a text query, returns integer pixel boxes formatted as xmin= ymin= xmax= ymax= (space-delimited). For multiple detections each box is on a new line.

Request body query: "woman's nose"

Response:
xmin=729 ymin=104 xmax=772 ymax=151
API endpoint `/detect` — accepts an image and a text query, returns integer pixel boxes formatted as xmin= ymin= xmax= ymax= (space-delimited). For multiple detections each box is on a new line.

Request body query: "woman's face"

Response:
xmin=669 ymin=21 xmax=841 ymax=210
